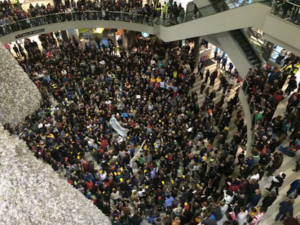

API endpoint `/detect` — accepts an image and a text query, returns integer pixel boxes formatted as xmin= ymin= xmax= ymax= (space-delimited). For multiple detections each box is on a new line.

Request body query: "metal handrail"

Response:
xmin=218 ymin=0 xmax=269 ymax=63
xmin=271 ymin=0 xmax=300 ymax=23
xmin=0 ymin=2 xmax=266 ymax=37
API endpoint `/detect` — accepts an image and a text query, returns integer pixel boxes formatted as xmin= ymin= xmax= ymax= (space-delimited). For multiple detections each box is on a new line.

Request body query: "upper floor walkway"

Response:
xmin=1 ymin=3 xmax=300 ymax=56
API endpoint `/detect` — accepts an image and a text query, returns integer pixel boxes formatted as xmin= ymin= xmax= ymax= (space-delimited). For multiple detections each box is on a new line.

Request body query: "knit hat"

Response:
xmin=280 ymin=172 xmax=286 ymax=179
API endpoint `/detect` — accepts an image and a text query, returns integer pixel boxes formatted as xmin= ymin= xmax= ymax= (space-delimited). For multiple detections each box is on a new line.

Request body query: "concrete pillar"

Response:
xmin=61 ymin=30 xmax=69 ymax=42
xmin=215 ymin=32 xmax=253 ymax=154
xmin=193 ymin=37 xmax=201 ymax=69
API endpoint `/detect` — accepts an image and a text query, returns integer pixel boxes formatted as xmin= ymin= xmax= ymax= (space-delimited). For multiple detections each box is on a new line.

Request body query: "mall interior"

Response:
xmin=1 ymin=0 xmax=300 ymax=224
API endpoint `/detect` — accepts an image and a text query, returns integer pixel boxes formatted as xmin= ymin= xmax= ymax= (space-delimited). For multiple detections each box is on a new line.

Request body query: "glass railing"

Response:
xmin=216 ymin=0 xmax=270 ymax=63
xmin=2 ymin=0 xmax=296 ymax=38
xmin=0 ymin=11 xmax=158 ymax=36
xmin=223 ymin=0 xmax=270 ymax=8
xmin=242 ymin=27 xmax=269 ymax=62
xmin=0 ymin=0 xmax=267 ymax=37
xmin=270 ymin=1 xmax=300 ymax=26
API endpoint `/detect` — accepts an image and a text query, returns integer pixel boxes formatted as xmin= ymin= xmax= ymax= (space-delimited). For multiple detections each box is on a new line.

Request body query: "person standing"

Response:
xmin=200 ymin=82 xmax=206 ymax=94
xmin=204 ymin=69 xmax=210 ymax=83
xmin=251 ymin=207 xmax=265 ymax=225
xmin=237 ymin=206 xmax=248 ymax=225
xmin=275 ymin=200 xmax=294 ymax=222
xmin=267 ymin=152 xmax=284 ymax=175
xmin=266 ymin=172 xmax=286 ymax=195
xmin=262 ymin=191 xmax=277 ymax=212
xmin=221 ymin=56 xmax=228 ymax=70
xmin=162 ymin=2 xmax=167 ymax=21
xmin=249 ymin=189 xmax=262 ymax=208
xmin=13 ymin=44 xmax=20 ymax=57
xmin=216 ymin=55 xmax=222 ymax=69
xmin=210 ymin=69 xmax=218 ymax=86
xmin=287 ymin=179 xmax=300 ymax=199
xmin=293 ymin=159 xmax=300 ymax=172
xmin=283 ymin=215 xmax=300 ymax=225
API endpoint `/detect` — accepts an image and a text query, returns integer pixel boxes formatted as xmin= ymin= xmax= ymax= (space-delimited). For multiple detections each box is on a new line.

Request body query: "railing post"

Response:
xmin=17 ymin=21 xmax=22 ymax=31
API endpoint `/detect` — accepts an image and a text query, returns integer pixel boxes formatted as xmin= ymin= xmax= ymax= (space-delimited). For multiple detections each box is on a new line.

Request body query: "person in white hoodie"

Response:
xmin=223 ymin=189 xmax=234 ymax=205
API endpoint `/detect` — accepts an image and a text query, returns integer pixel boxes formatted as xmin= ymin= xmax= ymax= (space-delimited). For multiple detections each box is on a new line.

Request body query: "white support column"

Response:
xmin=215 ymin=32 xmax=253 ymax=154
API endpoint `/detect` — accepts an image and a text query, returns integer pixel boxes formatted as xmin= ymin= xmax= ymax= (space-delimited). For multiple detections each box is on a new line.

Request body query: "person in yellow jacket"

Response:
xmin=293 ymin=62 xmax=300 ymax=75
xmin=282 ymin=61 xmax=293 ymax=74
xmin=162 ymin=2 xmax=167 ymax=20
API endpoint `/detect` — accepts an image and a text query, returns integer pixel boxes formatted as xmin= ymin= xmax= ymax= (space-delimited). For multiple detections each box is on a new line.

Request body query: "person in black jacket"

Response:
xmin=266 ymin=172 xmax=286 ymax=195
xmin=275 ymin=200 xmax=294 ymax=221
xmin=249 ymin=189 xmax=261 ymax=208
xmin=211 ymin=203 xmax=222 ymax=221
xmin=282 ymin=0 xmax=293 ymax=19
xmin=267 ymin=152 xmax=284 ymax=176
xmin=262 ymin=191 xmax=277 ymax=212
xmin=285 ymin=76 xmax=297 ymax=96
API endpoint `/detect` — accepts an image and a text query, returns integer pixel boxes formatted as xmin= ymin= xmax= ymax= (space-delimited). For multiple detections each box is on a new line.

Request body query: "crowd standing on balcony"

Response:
xmin=0 ymin=0 xmax=189 ymax=35
xmin=1 ymin=0 xmax=300 ymax=34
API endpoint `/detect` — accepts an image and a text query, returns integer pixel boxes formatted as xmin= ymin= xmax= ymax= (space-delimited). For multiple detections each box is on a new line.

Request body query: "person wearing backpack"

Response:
xmin=266 ymin=172 xmax=286 ymax=195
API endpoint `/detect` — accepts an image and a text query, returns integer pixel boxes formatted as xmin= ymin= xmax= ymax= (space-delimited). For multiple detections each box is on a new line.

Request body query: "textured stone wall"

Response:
xmin=0 ymin=125 xmax=111 ymax=225
xmin=0 ymin=41 xmax=41 ymax=126
xmin=0 ymin=42 xmax=111 ymax=224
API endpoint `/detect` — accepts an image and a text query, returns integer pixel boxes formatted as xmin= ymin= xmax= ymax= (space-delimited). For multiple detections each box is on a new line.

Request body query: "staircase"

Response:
xmin=230 ymin=29 xmax=262 ymax=67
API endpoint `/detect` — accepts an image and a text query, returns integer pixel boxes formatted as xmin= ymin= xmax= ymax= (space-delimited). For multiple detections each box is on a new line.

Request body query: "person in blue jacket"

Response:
xmin=275 ymin=200 xmax=294 ymax=221
xmin=287 ymin=179 xmax=300 ymax=199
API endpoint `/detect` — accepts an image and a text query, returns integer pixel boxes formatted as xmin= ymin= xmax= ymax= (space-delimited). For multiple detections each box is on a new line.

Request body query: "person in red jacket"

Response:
xmin=85 ymin=180 xmax=94 ymax=191
xmin=273 ymin=90 xmax=284 ymax=105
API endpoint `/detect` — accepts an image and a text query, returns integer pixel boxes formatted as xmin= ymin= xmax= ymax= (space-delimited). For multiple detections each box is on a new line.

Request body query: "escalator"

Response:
xmin=210 ymin=1 xmax=263 ymax=67
xmin=230 ymin=29 xmax=262 ymax=67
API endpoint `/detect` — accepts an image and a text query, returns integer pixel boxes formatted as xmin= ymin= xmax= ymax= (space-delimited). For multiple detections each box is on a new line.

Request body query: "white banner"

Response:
xmin=130 ymin=140 xmax=146 ymax=167
xmin=109 ymin=115 xmax=129 ymax=138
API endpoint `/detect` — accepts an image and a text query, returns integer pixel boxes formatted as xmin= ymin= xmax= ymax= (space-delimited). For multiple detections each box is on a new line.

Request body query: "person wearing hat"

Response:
xmin=266 ymin=172 xmax=286 ymax=195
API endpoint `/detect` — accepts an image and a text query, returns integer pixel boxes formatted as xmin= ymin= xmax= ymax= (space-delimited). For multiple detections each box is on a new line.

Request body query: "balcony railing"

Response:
xmin=0 ymin=1 xmax=227 ymax=37
xmin=270 ymin=1 xmax=300 ymax=25
xmin=0 ymin=1 xmax=299 ymax=38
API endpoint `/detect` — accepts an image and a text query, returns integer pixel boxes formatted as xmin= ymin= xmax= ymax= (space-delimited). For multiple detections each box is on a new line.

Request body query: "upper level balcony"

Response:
xmin=0 ymin=1 xmax=299 ymax=55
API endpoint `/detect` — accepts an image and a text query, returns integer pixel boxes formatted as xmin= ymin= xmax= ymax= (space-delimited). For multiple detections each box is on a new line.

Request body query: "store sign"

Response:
xmin=15 ymin=29 xmax=45 ymax=39
xmin=141 ymin=32 xmax=149 ymax=38
xmin=199 ymin=48 xmax=212 ymax=62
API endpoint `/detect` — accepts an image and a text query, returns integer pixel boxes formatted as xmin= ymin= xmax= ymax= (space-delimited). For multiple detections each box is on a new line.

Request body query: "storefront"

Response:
xmin=199 ymin=41 xmax=226 ymax=62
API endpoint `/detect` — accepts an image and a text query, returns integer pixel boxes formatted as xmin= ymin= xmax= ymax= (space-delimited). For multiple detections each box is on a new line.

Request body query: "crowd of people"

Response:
xmin=2 ymin=31 xmax=300 ymax=225
xmin=0 ymin=0 xmax=189 ymax=35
